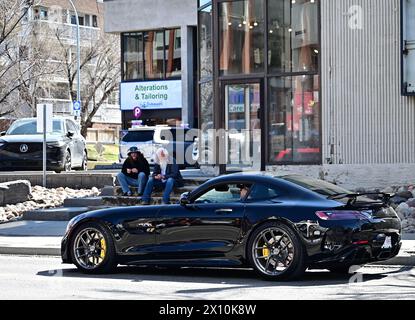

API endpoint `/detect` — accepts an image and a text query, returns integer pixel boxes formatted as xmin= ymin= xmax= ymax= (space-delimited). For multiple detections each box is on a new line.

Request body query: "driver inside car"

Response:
xmin=238 ymin=184 xmax=250 ymax=200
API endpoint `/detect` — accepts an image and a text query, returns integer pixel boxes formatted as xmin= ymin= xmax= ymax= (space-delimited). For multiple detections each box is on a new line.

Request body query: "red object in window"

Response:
xmin=276 ymin=148 xmax=320 ymax=161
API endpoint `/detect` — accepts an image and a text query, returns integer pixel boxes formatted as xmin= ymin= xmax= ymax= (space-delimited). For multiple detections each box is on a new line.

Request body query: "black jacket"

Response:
xmin=122 ymin=157 xmax=150 ymax=179
xmin=152 ymin=158 xmax=183 ymax=186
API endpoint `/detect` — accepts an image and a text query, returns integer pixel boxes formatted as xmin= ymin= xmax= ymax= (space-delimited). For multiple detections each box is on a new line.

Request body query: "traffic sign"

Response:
xmin=73 ymin=101 xmax=81 ymax=111
xmin=36 ymin=104 xmax=53 ymax=133
xmin=133 ymin=106 xmax=142 ymax=119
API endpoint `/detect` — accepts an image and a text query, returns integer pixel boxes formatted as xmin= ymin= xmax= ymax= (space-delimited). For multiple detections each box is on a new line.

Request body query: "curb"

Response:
xmin=0 ymin=246 xmax=60 ymax=256
xmin=370 ymin=255 xmax=415 ymax=267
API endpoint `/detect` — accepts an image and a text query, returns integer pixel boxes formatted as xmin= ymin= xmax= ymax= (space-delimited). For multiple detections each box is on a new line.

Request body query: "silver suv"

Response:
xmin=119 ymin=126 xmax=197 ymax=167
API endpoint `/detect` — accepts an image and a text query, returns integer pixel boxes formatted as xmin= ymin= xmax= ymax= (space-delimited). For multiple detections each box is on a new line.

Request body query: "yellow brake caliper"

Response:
xmin=100 ymin=238 xmax=107 ymax=259
xmin=262 ymin=238 xmax=273 ymax=257
xmin=262 ymin=247 xmax=270 ymax=257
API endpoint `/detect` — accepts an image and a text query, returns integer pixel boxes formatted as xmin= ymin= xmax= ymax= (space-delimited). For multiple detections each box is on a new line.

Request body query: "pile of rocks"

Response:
xmin=389 ymin=186 xmax=415 ymax=234
xmin=0 ymin=186 xmax=100 ymax=223
xmin=355 ymin=185 xmax=415 ymax=234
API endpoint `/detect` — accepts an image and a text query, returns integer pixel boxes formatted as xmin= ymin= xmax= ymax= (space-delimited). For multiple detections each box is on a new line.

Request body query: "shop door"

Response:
xmin=223 ymin=82 xmax=262 ymax=172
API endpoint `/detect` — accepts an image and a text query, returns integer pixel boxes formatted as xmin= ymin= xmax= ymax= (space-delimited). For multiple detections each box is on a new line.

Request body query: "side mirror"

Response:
xmin=180 ymin=192 xmax=190 ymax=206
xmin=0 ymin=131 xmax=6 ymax=136
xmin=67 ymin=131 xmax=75 ymax=138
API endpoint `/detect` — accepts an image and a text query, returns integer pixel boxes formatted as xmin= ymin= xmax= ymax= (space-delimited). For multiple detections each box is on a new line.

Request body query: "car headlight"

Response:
xmin=48 ymin=141 xmax=66 ymax=148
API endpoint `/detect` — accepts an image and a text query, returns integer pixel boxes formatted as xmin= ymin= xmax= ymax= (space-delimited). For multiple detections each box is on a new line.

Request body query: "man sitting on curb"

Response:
xmin=117 ymin=146 xmax=150 ymax=196
xmin=141 ymin=147 xmax=183 ymax=205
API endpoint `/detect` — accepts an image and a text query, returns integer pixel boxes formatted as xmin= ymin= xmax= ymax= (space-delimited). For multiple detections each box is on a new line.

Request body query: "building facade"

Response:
xmin=103 ymin=0 xmax=198 ymax=129
xmin=198 ymin=0 xmax=415 ymax=189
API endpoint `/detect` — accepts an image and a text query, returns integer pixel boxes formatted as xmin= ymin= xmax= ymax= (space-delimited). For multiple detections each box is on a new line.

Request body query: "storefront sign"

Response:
xmin=120 ymin=80 xmax=182 ymax=110
xmin=228 ymin=104 xmax=245 ymax=113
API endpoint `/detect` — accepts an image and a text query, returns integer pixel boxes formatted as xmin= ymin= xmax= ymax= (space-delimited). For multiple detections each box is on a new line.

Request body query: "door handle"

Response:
xmin=215 ymin=209 xmax=233 ymax=214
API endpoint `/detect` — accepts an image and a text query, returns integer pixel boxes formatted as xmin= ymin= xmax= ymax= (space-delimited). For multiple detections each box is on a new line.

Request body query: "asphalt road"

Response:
xmin=0 ymin=255 xmax=415 ymax=300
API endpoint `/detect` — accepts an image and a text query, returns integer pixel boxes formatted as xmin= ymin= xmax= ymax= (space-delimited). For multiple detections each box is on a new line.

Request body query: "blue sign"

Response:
xmin=73 ymin=101 xmax=81 ymax=111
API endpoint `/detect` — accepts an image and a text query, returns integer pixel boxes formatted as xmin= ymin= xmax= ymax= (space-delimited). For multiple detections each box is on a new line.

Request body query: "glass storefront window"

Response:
xmin=123 ymin=33 xmax=144 ymax=81
xmin=144 ymin=31 xmax=164 ymax=79
xmin=268 ymin=75 xmax=320 ymax=163
xmin=197 ymin=0 xmax=321 ymax=167
xmin=165 ymin=29 xmax=182 ymax=78
xmin=199 ymin=80 xmax=214 ymax=164
xmin=122 ymin=29 xmax=181 ymax=81
xmin=268 ymin=0 xmax=319 ymax=73
xmin=219 ymin=0 xmax=265 ymax=75
xmin=200 ymin=81 xmax=214 ymax=131
xmin=199 ymin=0 xmax=211 ymax=7
xmin=199 ymin=4 xmax=213 ymax=80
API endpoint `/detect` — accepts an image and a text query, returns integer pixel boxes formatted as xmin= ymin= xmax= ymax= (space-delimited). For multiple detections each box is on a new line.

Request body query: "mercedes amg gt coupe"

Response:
xmin=61 ymin=173 xmax=402 ymax=280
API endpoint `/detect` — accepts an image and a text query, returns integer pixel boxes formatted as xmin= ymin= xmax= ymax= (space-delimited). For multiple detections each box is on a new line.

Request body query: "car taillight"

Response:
xmin=315 ymin=210 xmax=370 ymax=220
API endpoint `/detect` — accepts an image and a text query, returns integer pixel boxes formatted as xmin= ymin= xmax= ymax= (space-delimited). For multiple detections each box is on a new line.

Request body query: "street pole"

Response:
xmin=43 ymin=104 xmax=47 ymax=188
xmin=68 ymin=0 xmax=81 ymax=121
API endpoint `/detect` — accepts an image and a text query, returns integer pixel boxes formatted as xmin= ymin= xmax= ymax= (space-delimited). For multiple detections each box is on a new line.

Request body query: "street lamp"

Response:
xmin=68 ymin=0 xmax=81 ymax=120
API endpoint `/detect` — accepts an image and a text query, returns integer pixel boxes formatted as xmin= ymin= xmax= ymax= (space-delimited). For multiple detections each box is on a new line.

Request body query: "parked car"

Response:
xmin=0 ymin=117 xmax=87 ymax=172
xmin=61 ymin=173 xmax=401 ymax=280
xmin=119 ymin=125 xmax=196 ymax=167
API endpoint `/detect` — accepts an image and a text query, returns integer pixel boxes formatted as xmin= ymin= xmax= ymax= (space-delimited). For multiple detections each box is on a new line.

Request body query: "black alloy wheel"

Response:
xmin=64 ymin=151 xmax=72 ymax=172
xmin=248 ymin=222 xmax=306 ymax=281
xmin=71 ymin=222 xmax=117 ymax=274
xmin=77 ymin=151 xmax=88 ymax=171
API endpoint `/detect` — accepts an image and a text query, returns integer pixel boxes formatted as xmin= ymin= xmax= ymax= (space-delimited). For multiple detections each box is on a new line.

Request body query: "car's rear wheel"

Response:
xmin=71 ymin=222 xmax=117 ymax=274
xmin=248 ymin=222 xmax=306 ymax=281
xmin=76 ymin=151 xmax=88 ymax=171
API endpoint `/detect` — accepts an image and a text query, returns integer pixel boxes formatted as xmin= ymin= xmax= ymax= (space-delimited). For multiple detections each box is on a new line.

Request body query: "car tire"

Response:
xmin=76 ymin=151 xmax=88 ymax=171
xmin=63 ymin=151 xmax=72 ymax=172
xmin=247 ymin=221 xmax=306 ymax=281
xmin=70 ymin=221 xmax=117 ymax=274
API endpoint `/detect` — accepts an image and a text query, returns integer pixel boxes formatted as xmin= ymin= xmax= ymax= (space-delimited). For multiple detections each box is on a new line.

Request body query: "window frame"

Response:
xmin=121 ymin=28 xmax=182 ymax=82
xmin=213 ymin=0 xmax=322 ymax=166
xmin=245 ymin=182 xmax=284 ymax=202
xmin=189 ymin=180 xmax=254 ymax=204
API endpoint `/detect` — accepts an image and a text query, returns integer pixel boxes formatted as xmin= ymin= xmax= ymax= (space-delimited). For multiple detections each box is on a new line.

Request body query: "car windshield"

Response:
xmin=122 ymin=130 xmax=154 ymax=142
xmin=280 ymin=175 xmax=352 ymax=197
xmin=6 ymin=120 xmax=64 ymax=135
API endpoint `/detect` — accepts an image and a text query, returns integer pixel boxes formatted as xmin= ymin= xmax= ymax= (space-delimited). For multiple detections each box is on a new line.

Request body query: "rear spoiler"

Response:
xmin=328 ymin=192 xmax=395 ymax=207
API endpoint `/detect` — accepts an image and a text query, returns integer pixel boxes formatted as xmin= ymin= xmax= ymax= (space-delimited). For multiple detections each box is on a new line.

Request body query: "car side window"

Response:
xmin=247 ymin=183 xmax=281 ymax=201
xmin=194 ymin=183 xmax=251 ymax=204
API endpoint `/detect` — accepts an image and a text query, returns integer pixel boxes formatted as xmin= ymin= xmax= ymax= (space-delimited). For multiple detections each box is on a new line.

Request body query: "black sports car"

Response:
xmin=61 ymin=173 xmax=402 ymax=280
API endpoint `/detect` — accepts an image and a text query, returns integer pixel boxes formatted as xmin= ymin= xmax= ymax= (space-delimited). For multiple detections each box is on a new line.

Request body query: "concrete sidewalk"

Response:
xmin=0 ymin=221 xmax=67 ymax=256
xmin=0 ymin=220 xmax=414 ymax=266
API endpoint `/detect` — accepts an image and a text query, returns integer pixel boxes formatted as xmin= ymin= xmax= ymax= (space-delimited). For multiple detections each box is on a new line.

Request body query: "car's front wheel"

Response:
xmin=63 ymin=151 xmax=72 ymax=172
xmin=70 ymin=222 xmax=117 ymax=274
xmin=248 ymin=222 xmax=306 ymax=281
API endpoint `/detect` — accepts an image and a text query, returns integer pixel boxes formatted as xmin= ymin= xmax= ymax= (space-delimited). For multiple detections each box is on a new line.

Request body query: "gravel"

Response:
xmin=0 ymin=186 xmax=100 ymax=223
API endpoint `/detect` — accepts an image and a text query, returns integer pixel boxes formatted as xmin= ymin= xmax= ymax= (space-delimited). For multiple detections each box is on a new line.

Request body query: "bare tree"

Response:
xmin=0 ymin=0 xmax=42 ymax=117
xmin=80 ymin=36 xmax=120 ymax=137
xmin=53 ymin=26 xmax=120 ymax=137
